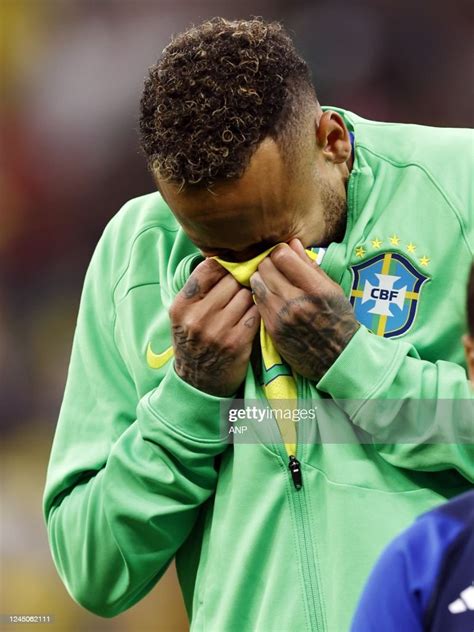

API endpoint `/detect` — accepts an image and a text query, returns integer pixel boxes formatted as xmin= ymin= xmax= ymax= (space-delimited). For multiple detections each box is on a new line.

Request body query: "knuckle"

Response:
xmin=196 ymin=258 xmax=214 ymax=273
xmin=270 ymin=244 xmax=290 ymax=264
xmin=191 ymin=320 xmax=205 ymax=337
xmin=204 ymin=257 xmax=226 ymax=278
xmin=181 ymin=315 xmax=200 ymax=336
xmin=290 ymin=300 xmax=309 ymax=319
xmin=239 ymin=287 xmax=253 ymax=304
xmin=204 ymin=257 xmax=220 ymax=270
xmin=168 ymin=302 xmax=180 ymax=321
xmin=222 ymin=333 xmax=240 ymax=354
xmin=224 ymin=276 xmax=240 ymax=295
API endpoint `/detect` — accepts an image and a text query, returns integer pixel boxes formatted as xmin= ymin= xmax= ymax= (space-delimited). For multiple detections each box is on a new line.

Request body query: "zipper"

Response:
xmin=288 ymin=455 xmax=302 ymax=490
xmin=267 ymin=376 xmax=326 ymax=631
xmin=291 ymin=474 xmax=325 ymax=631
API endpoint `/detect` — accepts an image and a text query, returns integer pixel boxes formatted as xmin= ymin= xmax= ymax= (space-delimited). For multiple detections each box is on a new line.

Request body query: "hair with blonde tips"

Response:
xmin=139 ymin=17 xmax=316 ymax=188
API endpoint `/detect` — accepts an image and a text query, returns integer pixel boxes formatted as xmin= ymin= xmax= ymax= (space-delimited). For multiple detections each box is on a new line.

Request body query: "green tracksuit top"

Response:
xmin=43 ymin=109 xmax=474 ymax=632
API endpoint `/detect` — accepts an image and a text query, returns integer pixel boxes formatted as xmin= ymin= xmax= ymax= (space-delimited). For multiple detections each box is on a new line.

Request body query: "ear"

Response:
xmin=315 ymin=111 xmax=352 ymax=165
xmin=463 ymin=334 xmax=474 ymax=384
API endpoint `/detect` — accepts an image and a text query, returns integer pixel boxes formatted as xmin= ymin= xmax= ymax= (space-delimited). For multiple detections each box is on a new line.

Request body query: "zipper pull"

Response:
xmin=288 ymin=455 xmax=303 ymax=490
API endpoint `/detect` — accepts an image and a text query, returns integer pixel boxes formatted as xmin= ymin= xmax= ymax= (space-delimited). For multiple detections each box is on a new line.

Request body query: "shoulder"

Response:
xmin=86 ymin=191 xmax=179 ymax=283
xmin=104 ymin=191 xmax=179 ymax=251
xmin=424 ymin=489 xmax=474 ymax=525
xmin=342 ymin=108 xmax=473 ymax=170
xmin=339 ymin=108 xmax=474 ymax=250
xmin=387 ymin=493 xmax=472 ymax=570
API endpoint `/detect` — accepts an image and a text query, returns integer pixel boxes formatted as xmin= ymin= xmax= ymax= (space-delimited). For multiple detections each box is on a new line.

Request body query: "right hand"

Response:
xmin=169 ymin=258 xmax=261 ymax=396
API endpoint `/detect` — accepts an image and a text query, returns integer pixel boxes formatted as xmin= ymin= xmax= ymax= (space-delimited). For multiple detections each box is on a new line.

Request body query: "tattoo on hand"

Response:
xmin=274 ymin=294 xmax=359 ymax=382
xmin=183 ymin=277 xmax=201 ymax=299
xmin=244 ymin=316 xmax=256 ymax=328
xmin=250 ymin=279 xmax=267 ymax=303
xmin=172 ymin=324 xmax=234 ymax=390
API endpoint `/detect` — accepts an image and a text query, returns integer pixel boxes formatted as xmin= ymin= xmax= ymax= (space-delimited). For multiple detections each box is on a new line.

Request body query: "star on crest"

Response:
xmin=355 ymin=246 xmax=366 ymax=258
xmin=419 ymin=255 xmax=430 ymax=267
xmin=407 ymin=242 xmax=416 ymax=253
xmin=371 ymin=238 xmax=383 ymax=249
xmin=389 ymin=234 xmax=400 ymax=246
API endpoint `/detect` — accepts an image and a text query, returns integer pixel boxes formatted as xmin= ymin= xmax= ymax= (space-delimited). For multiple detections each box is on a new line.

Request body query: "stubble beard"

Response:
xmin=320 ymin=179 xmax=348 ymax=246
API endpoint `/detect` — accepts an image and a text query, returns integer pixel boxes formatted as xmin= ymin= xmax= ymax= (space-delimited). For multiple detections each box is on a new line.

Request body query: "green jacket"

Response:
xmin=43 ymin=109 xmax=474 ymax=632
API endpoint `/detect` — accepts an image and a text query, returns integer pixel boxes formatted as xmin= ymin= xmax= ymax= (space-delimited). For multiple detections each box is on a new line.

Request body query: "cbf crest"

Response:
xmin=350 ymin=252 xmax=429 ymax=338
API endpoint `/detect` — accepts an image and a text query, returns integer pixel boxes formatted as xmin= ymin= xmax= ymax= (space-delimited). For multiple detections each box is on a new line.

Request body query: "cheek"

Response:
xmin=270 ymin=195 xmax=308 ymax=238
xmin=294 ymin=202 xmax=325 ymax=245
xmin=289 ymin=175 xmax=325 ymax=224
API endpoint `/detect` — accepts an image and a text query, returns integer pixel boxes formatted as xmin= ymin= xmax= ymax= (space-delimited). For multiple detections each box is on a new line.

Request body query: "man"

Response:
xmin=43 ymin=18 xmax=473 ymax=632
xmin=351 ymin=264 xmax=474 ymax=632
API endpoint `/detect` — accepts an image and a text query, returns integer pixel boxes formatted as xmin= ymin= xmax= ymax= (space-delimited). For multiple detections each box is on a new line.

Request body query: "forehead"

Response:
xmin=157 ymin=138 xmax=296 ymax=249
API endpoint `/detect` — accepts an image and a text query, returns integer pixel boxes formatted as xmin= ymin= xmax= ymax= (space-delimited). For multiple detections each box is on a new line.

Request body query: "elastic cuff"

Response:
xmin=143 ymin=364 xmax=231 ymax=442
xmin=316 ymin=326 xmax=406 ymax=414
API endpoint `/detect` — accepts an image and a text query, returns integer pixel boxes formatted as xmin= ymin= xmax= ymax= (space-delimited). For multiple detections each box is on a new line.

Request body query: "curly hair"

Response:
xmin=139 ymin=17 xmax=317 ymax=188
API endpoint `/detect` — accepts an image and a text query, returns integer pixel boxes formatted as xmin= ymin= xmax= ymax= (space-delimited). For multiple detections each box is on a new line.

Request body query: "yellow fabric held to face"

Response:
xmin=214 ymin=245 xmax=319 ymax=458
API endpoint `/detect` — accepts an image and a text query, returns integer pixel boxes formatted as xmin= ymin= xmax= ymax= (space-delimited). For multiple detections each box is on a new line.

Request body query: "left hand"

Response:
xmin=249 ymin=239 xmax=359 ymax=382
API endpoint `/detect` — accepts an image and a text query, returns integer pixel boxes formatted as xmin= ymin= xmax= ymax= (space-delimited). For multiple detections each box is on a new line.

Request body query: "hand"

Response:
xmin=249 ymin=239 xmax=359 ymax=382
xmin=169 ymin=258 xmax=260 ymax=396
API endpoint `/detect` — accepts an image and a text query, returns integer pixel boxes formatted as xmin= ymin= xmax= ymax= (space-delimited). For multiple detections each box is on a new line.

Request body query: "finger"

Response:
xmin=222 ymin=288 xmax=255 ymax=326
xmin=235 ymin=304 xmax=261 ymax=342
xmin=249 ymin=271 xmax=285 ymax=332
xmin=179 ymin=258 xmax=228 ymax=302
xmin=201 ymin=272 xmax=242 ymax=310
xmin=269 ymin=243 xmax=325 ymax=292
xmin=257 ymin=256 xmax=298 ymax=297
xmin=288 ymin=238 xmax=315 ymax=268
xmin=249 ymin=271 xmax=273 ymax=306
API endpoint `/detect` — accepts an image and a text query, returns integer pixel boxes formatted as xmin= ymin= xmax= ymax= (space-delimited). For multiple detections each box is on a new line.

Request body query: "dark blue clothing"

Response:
xmin=351 ymin=490 xmax=474 ymax=632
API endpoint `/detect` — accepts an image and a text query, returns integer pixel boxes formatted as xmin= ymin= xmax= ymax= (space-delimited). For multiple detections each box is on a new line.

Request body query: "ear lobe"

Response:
xmin=316 ymin=111 xmax=351 ymax=164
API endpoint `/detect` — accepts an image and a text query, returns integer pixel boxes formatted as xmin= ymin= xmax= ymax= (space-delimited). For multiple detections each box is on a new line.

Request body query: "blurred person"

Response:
xmin=43 ymin=18 xmax=473 ymax=632
xmin=351 ymin=264 xmax=474 ymax=631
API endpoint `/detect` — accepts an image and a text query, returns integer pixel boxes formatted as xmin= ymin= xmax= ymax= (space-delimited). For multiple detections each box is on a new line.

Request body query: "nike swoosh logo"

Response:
xmin=146 ymin=342 xmax=174 ymax=369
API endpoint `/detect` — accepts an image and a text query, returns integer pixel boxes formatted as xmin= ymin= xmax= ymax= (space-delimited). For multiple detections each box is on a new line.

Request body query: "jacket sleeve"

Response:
xmin=42 ymin=226 xmax=229 ymax=618
xmin=316 ymin=325 xmax=474 ymax=481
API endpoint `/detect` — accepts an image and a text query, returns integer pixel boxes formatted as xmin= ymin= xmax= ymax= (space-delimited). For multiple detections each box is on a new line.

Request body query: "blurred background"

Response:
xmin=0 ymin=0 xmax=473 ymax=630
